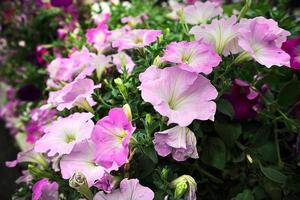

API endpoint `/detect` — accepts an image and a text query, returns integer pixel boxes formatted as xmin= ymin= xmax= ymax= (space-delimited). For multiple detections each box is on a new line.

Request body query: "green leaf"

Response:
xmin=215 ymin=118 xmax=242 ymax=148
xmin=278 ymin=80 xmax=300 ymax=107
xmin=259 ymin=164 xmax=287 ymax=184
xmin=141 ymin=145 xmax=158 ymax=164
xmin=217 ymin=99 xmax=234 ymax=119
xmin=256 ymin=142 xmax=278 ymax=163
xmin=232 ymin=189 xmax=254 ymax=200
xmin=201 ymin=137 xmax=226 ymax=170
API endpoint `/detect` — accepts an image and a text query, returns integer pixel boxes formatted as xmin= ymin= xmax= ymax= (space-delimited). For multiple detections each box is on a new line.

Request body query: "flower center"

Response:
xmin=64 ymin=132 xmax=76 ymax=144
xmin=114 ymin=129 xmax=128 ymax=143
xmin=181 ymin=52 xmax=192 ymax=64
xmin=133 ymin=36 xmax=144 ymax=45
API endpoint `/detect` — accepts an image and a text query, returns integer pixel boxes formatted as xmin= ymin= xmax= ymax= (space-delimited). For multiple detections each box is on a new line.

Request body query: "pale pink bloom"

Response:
xmin=161 ymin=41 xmax=221 ymax=74
xmin=86 ymin=24 xmax=111 ymax=50
xmin=121 ymin=13 xmax=148 ymax=27
xmin=47 ymin=47 xmax=96 ymax=82
xmin=69 ymin=47 xmax=97 ymax=80
xmin=139 ymin=66 xmax=218 ymax=126
xmin=154 ymin=126 xmax=198 ymax=161
xmin=112 ymin=29 xmax=161 ymax=51
xmin=91 ymin=54 xmax=112 ymax=79
xmin=6 ymin=148 xmax=47 ymax=168
xmin=16 ymin=170 xmax=32 ymax=185
xmin=167 ymin=0 xmax=184 ymax=20
xmin=108 ymin=26 xmax=131 ymax=43
xmin=32 ymin=178 xmax=59 ymax=200
xmin=112 ymin=52 xmax=135 ymax=74
xmin=93 ymin=13 xmax=110 ymax=26
xmin=92 ymin=108 xmax=135 ymax=168
xmin=47 ymin=78 xmax=100 ymax=111
xmin=183 ymin=1 xmax=222 ymax=25
xmin=47 ymin=57 xmax=74 ymax=82
xmin=34 ymin=112 xmax=94 ymax=156
xmin=60 ymin=140 xmax=116 ymax=187
xmin=190 ymin=16 xmax=241 ymax=56
xmin=94 ymin=178 xmax=154 ymax=200
xmin=238 ymin=17 xmax=291 ymax=68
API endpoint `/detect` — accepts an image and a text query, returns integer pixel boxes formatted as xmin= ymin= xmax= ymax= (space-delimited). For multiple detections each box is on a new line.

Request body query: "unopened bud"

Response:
xmin=153 ymin=55 xmax=163 ymax=67
xmin=174 ymin=181 xmax=188 ymax=199
xmin=145 ymin=114 xmax=152 ymax=127
xmin=123 ymin=104 xmax=132 ymax=121
xmin=69 ymin=172 xmax=87 ymax=189
xmin=170 ymin=175 xmax=197 ymax=200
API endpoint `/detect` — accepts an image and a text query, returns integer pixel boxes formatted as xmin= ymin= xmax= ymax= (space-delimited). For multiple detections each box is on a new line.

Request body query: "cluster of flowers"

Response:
xmin=1 ymin=0 xmax=300 ymax=199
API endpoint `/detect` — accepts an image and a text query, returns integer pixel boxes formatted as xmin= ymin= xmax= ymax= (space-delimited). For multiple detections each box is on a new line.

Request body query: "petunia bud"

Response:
xmin=123 ymin=104 xmax=132 ymax=121
xmin=114 ymin=78 xmax=128 ymax=100
xmin=152 ymin=55 xmax=163 ymax=67
xmin=69 ymin=172 xmax=93 ymax=200
xmin=170 ymin=175 xmax=197 ymax=200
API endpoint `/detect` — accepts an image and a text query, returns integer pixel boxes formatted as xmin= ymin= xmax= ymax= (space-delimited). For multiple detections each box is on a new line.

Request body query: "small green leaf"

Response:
xmin=141 ymin=145 xmax=158 ymax=164
xmin=217 ymin=99 xmax=234 ymax=119
xmin=215 ymin=118 xmax=242 ymax=148
xmin=259 ymin=164 xmax=287 ymax=184
xmin=232 ymin=189 xmax=254 ymax=200
xmin=278 ymin=80 xmax=300 ymax=107
xmin=201 ymin=137 xmax=226 ymax=170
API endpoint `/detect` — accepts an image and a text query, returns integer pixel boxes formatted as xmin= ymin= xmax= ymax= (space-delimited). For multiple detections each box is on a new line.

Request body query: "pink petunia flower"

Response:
xmin=47 ymin=78 xmax=100 ymax=111
xmin=25 ymin=107 xmax=56 ymax=143
xmin=86 ymin=24 xmax=111 ymax=51
xmin=154 ymin=126 xmax=198 ymax=161
xmin=34 ymin=112 xmax=94 ymax=156
xmin=60 ymin=140 xmax=117 ymax=187
xmin=238 ymin=17 xmax=291 ymax=68
xmin=92 ymin=108 xmax=135 ymax=169
xmin=47 ymin=57 xmax=75 ymax=82
xmin=93 ymin=12 xmax=111 ymax=26
xmin=139 ymin=66 xmax=218 ymax=126
xmin=190 ymin=16 xmax=241 ymax=56
xmin=94 ymin=178 xmax=154 ymax=200
xmin=161 ymin=41 xmax=221 ymax=74
xmin=112 ymin=52 xmax=135 ymax=74
xmin=121 ymin=13 xmax=148 ymax=27
xmin=6 ymin=148 xmax=48 ymax=168
xmin=32 ymin=178 xmax=59 ymax=200
xmin=112 ymin=29 xmax=161 ymax=51
xmin=183 ymin=1 xmax=223 ymax=25
xmin=282 ymin=35 xmax=300 ymax=70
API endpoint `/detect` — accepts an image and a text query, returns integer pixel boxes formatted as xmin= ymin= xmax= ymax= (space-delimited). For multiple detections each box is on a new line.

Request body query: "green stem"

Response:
xmin=273 ymin=121 xmax=284 ymax=168
xmin=194 ymin=165 xmax=223 ymax=184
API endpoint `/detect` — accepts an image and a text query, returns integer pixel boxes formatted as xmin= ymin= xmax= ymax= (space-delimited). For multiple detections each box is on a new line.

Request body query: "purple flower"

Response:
xmin=50 ymin=0 xmax=72 ymax=8
xmin=224 ymin=79 xmax=260 ymax=120
xmin=154 ymin=126 xmax=198 ymax=161
xmin=95 ymin=173 xmax=118 ymax=193
xmin=86 ymin=24 xmax=111 ymax=51
xmin=282 ymin=35 xmax=300 ymax=70
xmin=92 ymin=108 xmax=135 ymax=169
xmin=32 ymin=178 xmax=59 ymax=200
xmin=94 ymin=178 xmax=154 ymax=200
xmin=17 ymin=84 xmax=42 ymax=101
